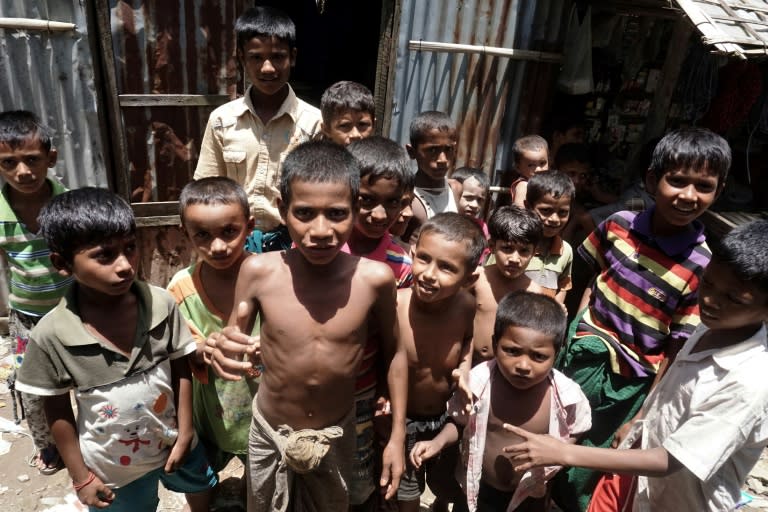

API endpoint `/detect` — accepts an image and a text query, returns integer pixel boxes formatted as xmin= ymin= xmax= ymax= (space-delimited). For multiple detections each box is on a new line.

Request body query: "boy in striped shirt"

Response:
xmin=552 ymin=128 xmax=731 ymax=511
xmin=0 ymin=110 xmax=72 ymax=475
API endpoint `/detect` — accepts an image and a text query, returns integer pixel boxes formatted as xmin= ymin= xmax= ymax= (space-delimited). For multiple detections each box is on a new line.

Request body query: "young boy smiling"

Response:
xmin=207 ymin=141 xmax=408 ymax=511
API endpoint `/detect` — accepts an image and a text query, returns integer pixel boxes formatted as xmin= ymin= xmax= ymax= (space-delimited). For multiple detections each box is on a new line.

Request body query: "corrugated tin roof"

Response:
xmin=675 ymin=0 xmax=768 ymax=58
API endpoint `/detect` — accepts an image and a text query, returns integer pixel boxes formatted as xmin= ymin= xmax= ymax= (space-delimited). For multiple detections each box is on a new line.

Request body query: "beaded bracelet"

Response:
xmin=73 ymin=471 xmax=96 ymax=492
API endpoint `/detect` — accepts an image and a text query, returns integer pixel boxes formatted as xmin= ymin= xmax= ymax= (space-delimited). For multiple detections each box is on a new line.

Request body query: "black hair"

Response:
xmin=550 ymin=113 xmax=584 ymax=138
xmin=648 ymin=127 xmax=731 ymax=183
xmin=235 ymin=6 xmax=296 ymax=52
xmin=418 ymin=212 xmax=486 ymax=270
xmin=554 ymin=143 xmax=591 ymax=169
xmin=710 ymin=219 xmax=768 ymax=295
xmin=279 ymin=140 xmax=360 ymax=206
xmin=39 ymin=187 xmax=135 ymax=263
xmin=179 ymin=177 xmax=250 ymax=224
xmin=347 ymin=136 xmax=414 ymax=193
xmin=409 ymin=111 xmax=456 ymax=146
xmin=488 ymin=205 xmax=543 ymax=246
xmin=526 ymin=170 xmax=575 ymax=206
xmin=0 ymin=110 xmax=53 ymax=152
xmin=492 ymin=290 xmax=567 ymax=351
xmin=320 ymin=81 xmax=375 ymax=125
xmin=451 ymin=167 xmax=490 ymax=192
xmin=512 ymin=135 xmax=548 ymax=163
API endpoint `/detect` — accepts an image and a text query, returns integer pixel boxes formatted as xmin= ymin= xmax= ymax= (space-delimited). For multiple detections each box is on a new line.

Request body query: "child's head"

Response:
xmin=512 ymin=135 xmax=549 ymax=179
xmin=488 ymin=206 xmax=543 ymax=280
xmin=451 ymin=167 xmax=490 ymax=220
xmin=525 ymin=170 xmax=575 ymax=239
xmin=347 ymin=136 xmax=413 ymax=240
xmin=388 ymin=189 xmax=414 ymax=239
xmin=551 ymin=114 xmax=585 ymax=151
xmin=554 ymin=143 xmax=591 ymax=196
xmin=320 ymin=81 xmax=375 ymax=146
xmin=412 ymin=212 xmax=484 ymax=302
xmin=179 ymin=177 xmax=253 ymax=270
xmin=406 ymin=111 xmax=458 ymax=181
xmin=0 ymin=110 xmax=57 ymax=198
xmin=235 ymin=6 xmax=296 ymax=98
xmin=39 ymin=187 xmax=137 ymax=295
xmin=492 ymin=290 xmax=567 ymax=389
xmin=646 ymin=128 xmax=730 ymax=234
xmin=279 ymin=141 xmax=360 ymax=265
xmin=700 ymin=220 xmax=768 ymax=332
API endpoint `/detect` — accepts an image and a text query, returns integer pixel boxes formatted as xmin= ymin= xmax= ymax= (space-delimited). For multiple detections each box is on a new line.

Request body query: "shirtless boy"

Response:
xmin=473 ymin=205 xmax=544 ymax=363
xmin=397 ymin=212 xmax=484 ymax=512
xmin=208 ymin=141 xmax=407 ymax=511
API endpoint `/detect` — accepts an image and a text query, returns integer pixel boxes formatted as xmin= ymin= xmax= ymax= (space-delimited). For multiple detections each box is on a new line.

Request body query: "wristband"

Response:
xmin=73 ymin=471 xmax=96 ymax=491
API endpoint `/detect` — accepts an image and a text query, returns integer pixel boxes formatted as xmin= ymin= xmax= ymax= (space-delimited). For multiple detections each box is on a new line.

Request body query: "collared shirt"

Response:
xmin=620 ymin=323 xmax=768 ymax=512
xmin=15 ymin=281 xmax=197 ymax=487
xmin=194 ymin=85 xmax=321 ymax=231
xmin=578 ymin=207 xmax=710 ymax=377
xmin=525 ymin=235 xmax=573 ymax=296
xmin=0 ymin=178 xmax=73 ymax=316
xmin=447 ymin=361 xmax=592 ymax=512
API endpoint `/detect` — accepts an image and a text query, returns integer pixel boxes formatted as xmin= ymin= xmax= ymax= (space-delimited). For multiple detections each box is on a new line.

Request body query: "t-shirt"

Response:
xmin=167 ymin=264 xmax=257 ymax=455
xmin=525 ymin=235 xmax=573 ymax=296
xmin=15 ymin=281 xmax=196 ymax=488
xmin=0 ymin=179 xmax=73 ymax=317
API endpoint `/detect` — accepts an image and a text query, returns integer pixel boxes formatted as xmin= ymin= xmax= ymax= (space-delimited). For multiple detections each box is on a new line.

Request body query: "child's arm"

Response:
xmin=166 ymin=354 xmax=194 ymax=473
xmin=44 ymin=394 xmax=115 ymax=508
xmin=503 ymin=424 xmax=682 ymax=477
xmin=451 ymin=313 xmax=475 ymax=413
xmin=410 ymin=421 xmax=460 ymax=468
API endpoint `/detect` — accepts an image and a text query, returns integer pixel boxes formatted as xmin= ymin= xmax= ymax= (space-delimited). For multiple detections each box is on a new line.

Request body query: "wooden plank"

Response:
xmin=119 ymin=94 xmax=230 ymax=107
xmin=132 ymin=201 xmax=179 ymax=217
xmin=379 ymin=0 xmax=400 ymax=138
xmin=136 ymin=216 xmax=181 ymax=228
xmin=136 ymin=225 xmax=194 ymax=286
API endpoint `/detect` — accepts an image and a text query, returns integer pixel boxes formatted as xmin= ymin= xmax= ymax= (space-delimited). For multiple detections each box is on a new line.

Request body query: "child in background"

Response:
xmin=556 ymin=143 xmax=596 ymax=246
xmin=450 ymin=166 xmax=490 ymax=239
xmin=397 ymin=213 xmax=484 ymax=512
xmin=404 ymin=111 xmax=461 ymax=242
xmin=389 ymin=191 xmax=414 ymax=252
xmin=472 ymin=206 xmax=544 ymax=363
xmin=508 ymin=220 xmax=768 ymax=512
xmin=15 ymin=188 xmax=216 ymax=511
xmin=195 ymin=6 xmax=321 ymax=253
xmin=0 ymin=110 xmax=72 ymax=474
xmin=552 ymin=128 xmax=730 ymax=511
xmin=498 ymin=135 xmax=549 ymax=209
xmin=345 ymin=136 xmax=413 ymax=508
xmin=167 ymin=177 xmax=255 ymax=501
xmin=411 ymin=291 xmax=591 ymax=512
xmin=524 ymin=170 xmax=575 ymax=304
xmin=319 ymin=81 xmax=375 ymax=146
xmin=207 ymin=141 xmax=408 ymax=511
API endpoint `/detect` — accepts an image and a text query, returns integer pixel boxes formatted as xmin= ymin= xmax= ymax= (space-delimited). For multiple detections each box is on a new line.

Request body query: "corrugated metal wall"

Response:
xmin=388 ymin=0 xmax=567 ymax=177
xmin=0 ymin=0 xmax=107 ymax=189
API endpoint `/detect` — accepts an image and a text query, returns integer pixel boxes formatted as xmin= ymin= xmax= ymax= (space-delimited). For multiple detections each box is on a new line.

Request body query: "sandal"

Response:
xmin=31 ymin=445 xmax=64 ymax=475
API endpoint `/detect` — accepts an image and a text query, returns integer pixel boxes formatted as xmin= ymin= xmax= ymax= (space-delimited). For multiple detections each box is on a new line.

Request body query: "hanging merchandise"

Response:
xmin=701 ymin=61 xmax=762 ymax=134
xmin=557 ymin=6 xmax=594 ymax=95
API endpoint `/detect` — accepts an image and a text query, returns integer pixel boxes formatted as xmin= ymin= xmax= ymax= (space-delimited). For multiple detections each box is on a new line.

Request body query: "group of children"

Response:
xmin=3 ymin=5 xmax=768 ymax=512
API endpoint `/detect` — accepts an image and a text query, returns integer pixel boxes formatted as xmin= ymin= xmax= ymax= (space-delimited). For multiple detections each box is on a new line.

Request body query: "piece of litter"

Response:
xmin=40 ymin=497 xmax=63 ymax=505
xmin=17 ymin=474 xmax=30 ymax=482
xmin=0 ymin=485 xmax=7 ymax=494
xmin=0 ymin=416 xmax=25 ymax=433
xmin=0 ymin=436 xmax=11 ymax=456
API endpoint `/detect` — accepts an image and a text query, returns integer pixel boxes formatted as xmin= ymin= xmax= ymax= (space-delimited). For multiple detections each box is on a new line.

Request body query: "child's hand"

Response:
xmin=75 ymin=472 xmax=115 ymax=509
xmin=502 ymin=423 xmax=566 ymax=472
xmin=611 ymin=418 xmax=637 ymax=448
xmin=452 ymin=368 xmax=473 ymax=414
xmin=410 ymin=440 xmax=441 ymax=468
xmin=380 ymin=438 xmax=405 ymax=501
xmin=210 ymin=301 xmax=260 ymax=381
xmin=164 ymin=433 xmax=193 ymax=474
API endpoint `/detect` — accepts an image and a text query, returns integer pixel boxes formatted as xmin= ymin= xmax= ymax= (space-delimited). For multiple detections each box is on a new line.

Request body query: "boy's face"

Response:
xmin=647 ymin=166 xmax=721 ymax=235
xmin=322 ymin=110 xmax=374 ymax=147
xmin=527 ymin=194 xmax=571 ymax=239
xmin=279 ymin=179 xmax=356 ymax=266
xmin=560 ymin=161 xmax=591 ymax=195
xmin=182 ymin=202 xmax=253 ymax=271
xmin=406 ymin=129 xmax=457 ymax=181
xmin=458 ymin=177 xmax=487 ymax=219
xmin=389 ymin=191 xmax=414 ymax=238
xmin=63 ymin=235 xmax=139 ymax=297
xmin=494 ymin=324 xmax=556 ymax=390
xmin=698 ymin=258 xmax=768 ymax=332
xmin=241 ymin=36 xmax=295 ymax=98
xmin=411 ymin=231 xmax=476 ymax=303
xmin=356 ymin=175 xmax=406 ymax=239
xmin=0 ymin=138 xmax=56 ymax=197
xmin=491 ymin=239 xmax=535 ymax=280
xmin=516 ymin=149 xmax=548 ymax=179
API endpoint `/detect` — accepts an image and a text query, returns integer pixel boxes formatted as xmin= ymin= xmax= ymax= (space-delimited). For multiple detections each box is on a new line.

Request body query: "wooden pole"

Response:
xmin=408 ymin=40 xmax=562 ymax=63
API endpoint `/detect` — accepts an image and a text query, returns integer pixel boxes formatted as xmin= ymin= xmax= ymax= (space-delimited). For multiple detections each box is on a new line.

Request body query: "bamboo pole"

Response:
xmin=408 ymin=40 xmax=562 ymax=63
xmin=0 ymin=17 xmax=76 ymax=32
